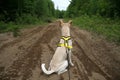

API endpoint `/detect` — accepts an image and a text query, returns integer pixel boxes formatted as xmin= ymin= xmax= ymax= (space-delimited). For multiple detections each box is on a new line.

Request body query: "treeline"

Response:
xmin=66 ymin=0 xmax=120 ymax=18
xmin=66 ymin=0 xmax=120 ymax=43
xmin=1 ymin=0 xmax=120 ymax=23
xmin=0 ymin=0 xmax=55 ymax=23
xmin=0 ymin=0 xmax=57 ymax=34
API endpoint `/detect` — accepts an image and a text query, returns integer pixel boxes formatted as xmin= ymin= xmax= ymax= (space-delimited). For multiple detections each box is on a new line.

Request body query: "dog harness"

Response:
xmin=58 ymin=36 xmax=72 ymax=49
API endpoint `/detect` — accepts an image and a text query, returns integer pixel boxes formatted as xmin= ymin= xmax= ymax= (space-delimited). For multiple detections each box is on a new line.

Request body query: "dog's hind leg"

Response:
xmin=57 ymin=60 xmax=68 ymax=75
xmin=68 ymin=49 xmax=74 ymax=66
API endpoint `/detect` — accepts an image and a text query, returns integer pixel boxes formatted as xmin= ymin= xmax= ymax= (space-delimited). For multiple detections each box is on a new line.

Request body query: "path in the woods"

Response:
xmin=0 ymin=21 xmax=120 ymax=80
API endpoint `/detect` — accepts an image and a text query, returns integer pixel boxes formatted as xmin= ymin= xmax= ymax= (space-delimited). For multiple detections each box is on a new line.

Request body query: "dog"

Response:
xmin=41 ymin=20 xmax=74 ymax=75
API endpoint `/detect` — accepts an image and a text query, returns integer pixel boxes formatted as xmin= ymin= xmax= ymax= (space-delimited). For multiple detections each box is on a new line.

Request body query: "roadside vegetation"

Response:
xmin=0 ymin=0 xmax=55 ymax=36
xmin=66 ymin=0 xmax=120 ymax=44
xmin=73 ymin=15 xmax=120 ymax=44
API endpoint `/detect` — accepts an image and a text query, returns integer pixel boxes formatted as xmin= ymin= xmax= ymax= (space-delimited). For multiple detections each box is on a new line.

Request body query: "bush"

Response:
xmin=0 ymin=21 xmax=20 ymax=37
xmin=0 ymin=21 xmax=8 ymax=33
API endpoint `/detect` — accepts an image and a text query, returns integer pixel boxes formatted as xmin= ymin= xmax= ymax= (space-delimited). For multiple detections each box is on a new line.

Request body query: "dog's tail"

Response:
xmin=41 ymin=64 xmax=54 ymax=75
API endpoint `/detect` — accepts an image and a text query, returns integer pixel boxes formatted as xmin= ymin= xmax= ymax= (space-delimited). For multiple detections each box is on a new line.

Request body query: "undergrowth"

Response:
xmin=73 ymin=15 xmax=120 ymax=44
xmin=0 ymin=14 xmax=53 ymax=37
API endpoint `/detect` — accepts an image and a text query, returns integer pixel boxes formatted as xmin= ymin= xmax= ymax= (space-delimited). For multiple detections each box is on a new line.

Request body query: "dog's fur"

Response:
xmin=41 ymin=20 xmax=74 ymax=75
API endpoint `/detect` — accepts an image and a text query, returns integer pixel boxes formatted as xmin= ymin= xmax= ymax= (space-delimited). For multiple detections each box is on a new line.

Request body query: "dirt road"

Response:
xmin=0 ymin=21 xmax=120 ymax=80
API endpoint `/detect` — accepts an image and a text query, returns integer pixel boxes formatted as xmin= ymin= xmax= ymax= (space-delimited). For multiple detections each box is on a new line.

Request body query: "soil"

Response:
xmin=0 ymin=21 xmax=120 ymax=80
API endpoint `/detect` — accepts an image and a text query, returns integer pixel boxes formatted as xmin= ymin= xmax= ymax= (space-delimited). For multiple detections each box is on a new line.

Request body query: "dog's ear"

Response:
xmin=68 ymin=20 xmax=72 ymax=24
xmin=60 ymin=19 xmax=64 ymax=25
xmin=58 ymin=19 xmax=64 ymax=27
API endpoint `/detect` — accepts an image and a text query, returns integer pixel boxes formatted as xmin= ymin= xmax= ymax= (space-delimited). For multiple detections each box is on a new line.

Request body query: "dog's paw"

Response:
xmin=70 ymin=63 xmax=74 ymax=66
xmin=58 ymin=69 xmax=67 ymax=75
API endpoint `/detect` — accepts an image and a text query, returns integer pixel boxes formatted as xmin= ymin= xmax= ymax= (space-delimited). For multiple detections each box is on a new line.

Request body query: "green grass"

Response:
xmin=0 ymin=18 xmax=45 ymax=37
xmin=0 ymin=13 xmax=55 ymax=35
xmin=73 ymin=15 xmax=120 ymax=44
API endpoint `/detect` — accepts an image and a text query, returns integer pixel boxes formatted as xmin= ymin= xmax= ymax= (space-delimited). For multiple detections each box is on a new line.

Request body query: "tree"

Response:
xmin=66 ymin=0 xmax=120 ymax=18
xmin=0 ymin=0 xmax=55 ymax=22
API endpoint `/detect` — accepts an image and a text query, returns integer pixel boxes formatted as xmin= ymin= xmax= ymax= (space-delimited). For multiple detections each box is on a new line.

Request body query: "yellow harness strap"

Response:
xmin=61 ymin=36 xmax=71 ymax=41
xmin=58 ymin=36 xmax=73 ymax=49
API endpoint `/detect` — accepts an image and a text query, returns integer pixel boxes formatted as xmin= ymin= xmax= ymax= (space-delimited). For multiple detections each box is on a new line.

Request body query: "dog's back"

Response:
xmin=49 ymin=47 xmax=67 ymax=69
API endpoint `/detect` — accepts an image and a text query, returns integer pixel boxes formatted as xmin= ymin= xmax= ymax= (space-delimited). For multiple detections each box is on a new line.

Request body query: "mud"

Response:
xmin=0 ymin=22 xmax=120 ymax=80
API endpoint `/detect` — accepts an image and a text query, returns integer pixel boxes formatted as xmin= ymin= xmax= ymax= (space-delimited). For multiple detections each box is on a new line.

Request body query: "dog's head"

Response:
xmin=59 ymin=19 xmax=72 ymax=27
xmin=59 ymin=20 xmax=72 ymax=36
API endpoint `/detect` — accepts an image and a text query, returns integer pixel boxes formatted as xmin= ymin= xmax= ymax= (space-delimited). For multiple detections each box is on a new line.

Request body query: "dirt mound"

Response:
xmin=0 ymin=22 xmax=120 ymax=80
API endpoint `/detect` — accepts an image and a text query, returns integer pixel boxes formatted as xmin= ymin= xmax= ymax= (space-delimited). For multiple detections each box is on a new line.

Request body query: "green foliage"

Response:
xmin=0 ymin=0 xmax=56 ymax=36
xmin=0 ymin=0 xmax=55 ymax=22
xmin=15 ymin=14 xmax=39 ymax=24
xmin=0 ymin=22 xmax=15 ymax=32
xmin=0 ymin=0 xmax=119 ymax=42
xmin=12 ymin=26 xmax=20 ymax=37
xmin=73 ymin=15 xmax=120 ymax=43
xmin=66 ymin=0 xmax=120 ymax=18
xmin=0 ymin=22 xmax=8 ymax=33
xmin=34 ymin=0 xmax=55 ymax=18
xmin=0 ymin=0 xmax=55 ymax=35
xmin=34 ymin=0 xmax=47 ymax=17
xmin=47 ymin=0 xmax=55 ymax=17
xmin=0 ymin=21 xmax=20 ymax=37
xmin=66 ymin=0 xmax=120 ymax=43
xmin=55 ymin=9 xmax=66 ymax=18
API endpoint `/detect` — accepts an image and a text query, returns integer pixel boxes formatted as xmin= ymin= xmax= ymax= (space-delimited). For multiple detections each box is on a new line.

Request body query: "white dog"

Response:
xmin=41 ymin=20 xmax=74 ymax=75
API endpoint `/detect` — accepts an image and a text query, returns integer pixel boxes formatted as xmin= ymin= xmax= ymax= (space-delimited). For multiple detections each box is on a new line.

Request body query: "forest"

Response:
xmin=67 ymin=0 xmax=120 ymax=18
xmin=0 ymin=0 xmax=120 ymax=43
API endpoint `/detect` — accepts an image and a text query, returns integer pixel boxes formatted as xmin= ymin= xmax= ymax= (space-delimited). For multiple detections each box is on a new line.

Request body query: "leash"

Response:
xmin=66 ymin=48 xmax=71 ymax=80
xmin=58 ymin=36 xmax=72 ymax=80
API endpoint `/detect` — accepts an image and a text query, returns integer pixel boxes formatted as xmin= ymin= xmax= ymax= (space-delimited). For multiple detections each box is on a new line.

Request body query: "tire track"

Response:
xmin=0 ymin=22 xmax=120 ymax=80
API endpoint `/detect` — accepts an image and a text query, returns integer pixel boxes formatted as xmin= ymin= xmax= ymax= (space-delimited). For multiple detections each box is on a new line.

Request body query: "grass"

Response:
xmin=72 ymin=15 xmax=120 ymax=44
xmin=0 ymin=14 xmax=55 ymax=36
xmin=0 ymin=19 xmax=46 ymax=37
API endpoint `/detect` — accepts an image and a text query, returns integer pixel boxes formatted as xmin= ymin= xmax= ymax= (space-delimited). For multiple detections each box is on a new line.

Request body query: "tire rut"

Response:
xmin=0 ymin=22 xmax=120 ymax=80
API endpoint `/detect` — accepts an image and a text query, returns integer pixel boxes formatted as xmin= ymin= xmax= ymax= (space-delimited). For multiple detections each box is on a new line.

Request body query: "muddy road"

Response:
xmin=0 ymin=22 xmax=120 ymax=80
